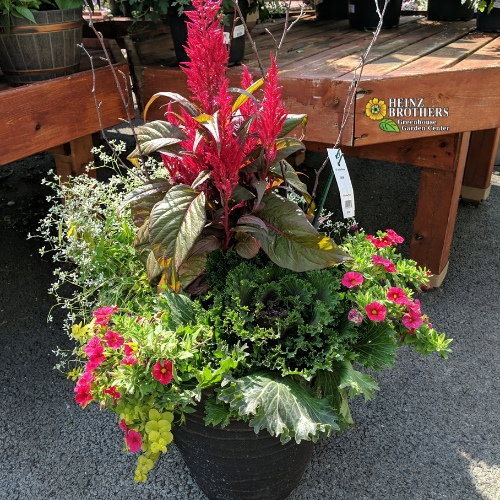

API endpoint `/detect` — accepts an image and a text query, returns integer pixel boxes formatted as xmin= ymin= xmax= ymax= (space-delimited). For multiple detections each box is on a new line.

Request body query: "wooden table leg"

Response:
xmin=410 ymin=132 xmax=471 ymax=287
xmin=46 ymin=135 xmax=97 ymax=182
xmin=461 ymin=128 xmax=500 ymax=203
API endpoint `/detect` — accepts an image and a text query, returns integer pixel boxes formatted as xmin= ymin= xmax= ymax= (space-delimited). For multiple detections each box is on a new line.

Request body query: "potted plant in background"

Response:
xmin=467 ymin=0 xmax=500 ymax=31
xmin=348 ymin=0 xmax=404 ymax=30
xmin=426 ymin=0 xmax=474 ymax=20
xmin=37 ymin=0 xmax=452 ymax=498
xmin=0 ymin=0 xmax=96 ymax=86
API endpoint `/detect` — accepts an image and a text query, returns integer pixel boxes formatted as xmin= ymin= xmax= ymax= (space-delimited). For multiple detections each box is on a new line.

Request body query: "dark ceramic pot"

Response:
xmin=172 ymin=403 xmax=315 ymax=500
xmin=348 ymin=0 xmax=403 ymax=30
xmin=477 ymin=6 xmax=500 ymax=32
xmin=426 ymin=0 xmax=475 ymax=21
xmin=316 ymin=0 xmax=349 ymax=20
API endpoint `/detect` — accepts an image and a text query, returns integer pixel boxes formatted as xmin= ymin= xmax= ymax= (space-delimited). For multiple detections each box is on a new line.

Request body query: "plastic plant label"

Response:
xmin=224 ymin=25 xmax=245 ymax=44
xmin=327 ymin=148 xmax=355 ymax=219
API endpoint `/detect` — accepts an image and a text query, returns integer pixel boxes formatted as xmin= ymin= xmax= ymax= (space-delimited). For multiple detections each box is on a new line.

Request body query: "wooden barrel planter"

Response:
xmin=172 ymin=402 xmax=315 ymax=500
xmin=0 ymin=7 xmax=83 ymax=86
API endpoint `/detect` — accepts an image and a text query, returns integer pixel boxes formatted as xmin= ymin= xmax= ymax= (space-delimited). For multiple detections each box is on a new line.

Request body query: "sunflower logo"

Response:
xmin=365 ymin=97 xmax=387 ymax=121
xmin=364 ymin=97 xmax=400 ymax=133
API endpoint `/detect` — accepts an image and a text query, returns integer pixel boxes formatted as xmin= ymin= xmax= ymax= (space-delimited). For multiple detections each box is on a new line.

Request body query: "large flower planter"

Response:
xmin=0 ymin=7 xmax=83 ymax=86
xmin=172 ymin=403 xmax=315 ymax=500
xmin=348 ymin=0 xmax=403 ymax=30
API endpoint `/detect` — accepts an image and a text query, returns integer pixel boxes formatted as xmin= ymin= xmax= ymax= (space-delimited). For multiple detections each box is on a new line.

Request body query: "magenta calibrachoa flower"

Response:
xmin=387 ymin=287 xmax=409 ymax=305
xmin=103 ymin=385 xmax=121 ymax=403
xmin=402 ymin=312 xmax=423 ymax=330
xmin=93 ymin=306 xmax=118 ymax=326
xmin=152 ymin=360 xmax=174 ymax=385
xmin=74 ymin=383 xmax=92 ymax=408
xmin=365 ymin=301 xmax=387 ymax=322
xmin=372 ymin=254 xmax=397 ymax=273
xmin=341 ymin=271 xmax=364 ymax=288
xmin=104 ymin=329 xmax=124 ymax=350
xmin=125 ymin=429 xmax=143 ymax=453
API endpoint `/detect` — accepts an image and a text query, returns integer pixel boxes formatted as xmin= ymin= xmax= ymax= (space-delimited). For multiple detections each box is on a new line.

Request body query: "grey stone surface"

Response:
xmin=0 ymin=125 xmax=498 ymax=500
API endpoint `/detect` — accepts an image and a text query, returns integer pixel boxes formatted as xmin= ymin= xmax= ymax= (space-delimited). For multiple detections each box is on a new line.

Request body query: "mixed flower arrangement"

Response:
xmin=39 ymin=0 xmax=452 ymax=484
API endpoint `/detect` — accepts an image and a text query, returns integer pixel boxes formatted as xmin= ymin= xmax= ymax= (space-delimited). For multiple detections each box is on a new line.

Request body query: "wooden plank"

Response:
xmin=451 ymin=35 xmax=500 ymax=70
xmin=331 ymin=134 xmax=461 ymax=170
xmin=348 ymin=66 xmax=500 ymax=147
xmin=461 ymin=128 xmax=500 ymax=200
xmin=283 ymin=20 xmax=425 ymax=78
xmin=361 ymin=23 xmax=480 ymax=76
xmin=390 ymin=30 xmax=497 ymax=74
xmin=410 ymin=132 xmax=471 ymax=276
xmin=0 ymin=39 xmax=132 ymax=166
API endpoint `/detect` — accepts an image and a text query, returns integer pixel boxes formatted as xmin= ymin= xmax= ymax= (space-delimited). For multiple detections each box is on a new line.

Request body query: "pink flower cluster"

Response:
xmin=366 ymin=229 xmax=404 ymax=248
xmin=75 ymin=307 xmax=176 ymax=411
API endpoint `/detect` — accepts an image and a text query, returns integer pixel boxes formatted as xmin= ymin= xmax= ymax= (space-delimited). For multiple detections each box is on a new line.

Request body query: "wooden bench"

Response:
xmin=0 ymin=39 xmax=133 ymax=182
xmin=128 ymin=14 xmax=500 ymax=286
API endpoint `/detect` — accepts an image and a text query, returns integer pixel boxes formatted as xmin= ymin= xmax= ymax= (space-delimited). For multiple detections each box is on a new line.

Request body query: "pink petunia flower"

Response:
xmin=366 ymin=235 xmax=391 ymax=248
xmin=103 ymin=385 xmax=121 ymax=403
xmin=402 ymin=313 xmax=423 ymax=330
xmin=119 ymin=419 xmax=128 ymax=431
xmin=347 ymin=309 xmax=363 ymax=324
xmin=76 ymin=370 xmax=93 ymax=387
xmin=74 ymin=384 xmax=93 ymax=407
xmin=341 ymin=271 xmax=364 ymax=288
xmin=407 ymin=299 xmax=422 ymax=315
xmin=152 ymin=360 xmax=174 ymax=385
xmin=385 ymin=229 xmax=404 ymax=245
xmin=372 ymin=255 xmax=397 ymax=273
xmin=121 ymin=356 xmax=139 ymax=366
xmin=86 ymin=356 xmax=105 ymax=372
xmin=104 ymin=330 xmax=124 ymax=350
xmin=365 ymin=301 xmax=387 ymax=322
xmin=124 ymin=341 xmax=137 ymax=357
xmin=125 ymin=429 xmax=142 ymax=453
xmin=387 ymin=287 xmax=409 ymax=305
xmin=93 ymin=306 xmax=118 ymax=326
xmin=84 ymin=336 xmax=104 ymax=360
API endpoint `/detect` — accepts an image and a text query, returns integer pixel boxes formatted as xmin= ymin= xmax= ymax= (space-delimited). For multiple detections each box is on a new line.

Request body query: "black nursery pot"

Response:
xmin=172 ymin=403 xmax=315 ymax=500
xmin=426 ymin=0 xmax=475 ymax=21
xmin=168 ymin=3 xmax=248 ymax=65
xmin=316 ymin=0 xmax=349 ymax=20
xmin=477 ymin=7 xmax=500 ymax=32
xmin=348 ymin=0 xmax=403 ymax=30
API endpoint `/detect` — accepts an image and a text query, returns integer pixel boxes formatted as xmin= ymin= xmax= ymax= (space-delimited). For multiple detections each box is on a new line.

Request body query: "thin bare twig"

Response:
xmin=310 ymin=0 xmax=391 ymax=226
xmin=82 ymin=0 xmax=149 ymax=179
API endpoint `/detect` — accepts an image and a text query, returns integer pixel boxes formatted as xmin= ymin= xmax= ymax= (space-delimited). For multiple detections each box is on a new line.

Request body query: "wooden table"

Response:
xmin=0 ymin=38 xmax=133 ymax=181
xmin=129 ymin=14 xmax=500 ymax=285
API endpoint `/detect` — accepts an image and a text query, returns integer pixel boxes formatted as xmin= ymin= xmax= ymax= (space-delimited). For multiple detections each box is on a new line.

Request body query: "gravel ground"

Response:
xmin=0 ymin=124 xmax=499 ymax=500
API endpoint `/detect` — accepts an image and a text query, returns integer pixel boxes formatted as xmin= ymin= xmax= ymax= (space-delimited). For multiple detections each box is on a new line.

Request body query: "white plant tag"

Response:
xmin=224 ymin=25 xmax=245 ymax=44
xmin=327 ymin=148 xmax=355 ymax=218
